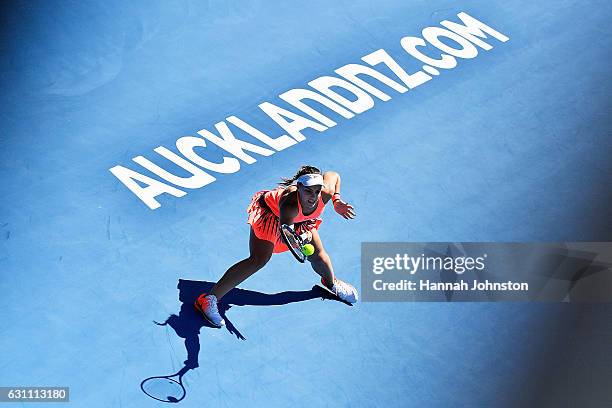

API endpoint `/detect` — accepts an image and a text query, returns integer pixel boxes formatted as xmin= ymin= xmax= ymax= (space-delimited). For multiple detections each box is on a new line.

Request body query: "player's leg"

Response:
xmin=210 ymin=228 xmax=274 ymax=299
xmin=307 ymin=228 xmax=358 ymax=303
xmin=195 ymin=228 xmax=273 ymax=327
xmin=306 ymin=227 xmax=335 ymax=288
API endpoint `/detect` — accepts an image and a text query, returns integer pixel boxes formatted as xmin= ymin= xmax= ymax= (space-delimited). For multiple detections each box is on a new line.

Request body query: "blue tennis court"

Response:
xmin=1 ymin=1 xmax=611 ymax=407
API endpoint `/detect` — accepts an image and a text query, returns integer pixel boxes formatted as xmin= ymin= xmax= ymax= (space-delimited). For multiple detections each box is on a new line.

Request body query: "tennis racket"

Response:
xmin=141 ymin=366 xmax=189 ymax=403
xmin=280 ymin=224 xmax=309 ymax=263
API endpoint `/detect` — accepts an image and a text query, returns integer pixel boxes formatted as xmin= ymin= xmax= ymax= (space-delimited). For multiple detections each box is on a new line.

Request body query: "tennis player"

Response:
xmin=195 ymin=165 xmax=358 ymax=327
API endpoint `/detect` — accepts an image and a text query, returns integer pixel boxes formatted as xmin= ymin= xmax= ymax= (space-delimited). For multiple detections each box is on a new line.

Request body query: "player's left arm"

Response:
xmin=322 ymin=171 xmax=355 ymax=219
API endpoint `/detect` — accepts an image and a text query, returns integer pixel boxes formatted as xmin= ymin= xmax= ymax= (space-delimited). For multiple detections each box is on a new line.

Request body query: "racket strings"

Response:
xmin=281 ymin=224 xmax=306 ymax=262
xmin=141 ymin=376 xmax=185 ymax=402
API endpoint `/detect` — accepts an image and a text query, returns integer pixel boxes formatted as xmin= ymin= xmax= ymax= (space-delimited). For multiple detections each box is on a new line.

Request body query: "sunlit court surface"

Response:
xmin=1 ymin=1 xmax=611 ymax=407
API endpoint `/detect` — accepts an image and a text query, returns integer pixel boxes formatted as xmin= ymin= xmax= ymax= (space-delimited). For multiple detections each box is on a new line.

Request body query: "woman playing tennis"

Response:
xmin=195 ymin=165 xmax=358 ymax=327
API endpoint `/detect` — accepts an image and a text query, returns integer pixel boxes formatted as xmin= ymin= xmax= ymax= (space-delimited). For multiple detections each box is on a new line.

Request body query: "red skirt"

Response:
xmin=246 ymin=190 xmax=323 ymax=253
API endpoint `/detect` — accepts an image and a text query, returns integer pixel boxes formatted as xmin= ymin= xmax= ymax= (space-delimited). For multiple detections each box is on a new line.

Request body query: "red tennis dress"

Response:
xmin=247 ymin=187 xmax=325 ymax=253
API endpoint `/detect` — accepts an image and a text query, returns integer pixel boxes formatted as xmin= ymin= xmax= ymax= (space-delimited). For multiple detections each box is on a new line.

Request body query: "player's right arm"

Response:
xmin=278 ymin=187 xmax=299 ymax=229
xmin=279 ymin=187 xmax=314 ymax=243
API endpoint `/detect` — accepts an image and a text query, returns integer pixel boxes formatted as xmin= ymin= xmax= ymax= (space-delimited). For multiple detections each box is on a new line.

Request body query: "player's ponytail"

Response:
xmin=279 ymin=165 xmax=321 ymax=186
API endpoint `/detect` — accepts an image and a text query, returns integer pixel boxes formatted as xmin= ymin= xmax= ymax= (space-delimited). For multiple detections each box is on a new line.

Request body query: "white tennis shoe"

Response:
xmin=323 ymin=278 xmax=358 ymax=303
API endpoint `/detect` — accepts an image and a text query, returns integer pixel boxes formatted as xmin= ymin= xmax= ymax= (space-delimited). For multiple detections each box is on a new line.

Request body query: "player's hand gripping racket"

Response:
xmin=280 ymin=224 xmax=314 ymax=263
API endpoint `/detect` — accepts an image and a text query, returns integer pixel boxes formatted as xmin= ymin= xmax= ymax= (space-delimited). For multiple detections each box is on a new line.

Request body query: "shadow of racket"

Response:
xmin=141 ymin=365 xmax=191 ymax=403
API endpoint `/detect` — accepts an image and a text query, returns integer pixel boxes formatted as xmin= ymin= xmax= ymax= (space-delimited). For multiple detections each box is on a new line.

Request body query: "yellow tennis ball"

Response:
xmin=301 ymin=244 xmax=315 ymax=256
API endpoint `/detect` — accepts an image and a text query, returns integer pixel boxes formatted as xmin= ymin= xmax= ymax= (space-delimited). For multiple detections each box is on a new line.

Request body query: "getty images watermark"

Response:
xmin=361 ymin=243 xmax=612 ymax=302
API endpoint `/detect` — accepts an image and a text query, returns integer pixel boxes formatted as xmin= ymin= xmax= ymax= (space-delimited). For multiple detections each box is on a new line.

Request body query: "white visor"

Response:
xmin=296 ymin=173 xmax=324 ymax=187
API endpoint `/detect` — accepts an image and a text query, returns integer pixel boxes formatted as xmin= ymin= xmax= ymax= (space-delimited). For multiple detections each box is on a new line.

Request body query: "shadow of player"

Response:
xmin=142 ymin=280 xmax=350 ymax=402
xmin=154 ymin=279 xmax=348 ymax=369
